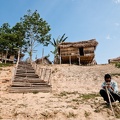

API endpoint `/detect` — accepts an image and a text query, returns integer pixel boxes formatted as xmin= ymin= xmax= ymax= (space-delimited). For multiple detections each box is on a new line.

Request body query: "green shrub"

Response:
xmin=32 ymin=91 xmax=39 ymax=94
xmin=0 ymin=63 xmax=13 ymax=67
xmin=115 ymin=62 xmax=120 ymax=68
xmin=81 ymin=93 xmax=100 ymax=100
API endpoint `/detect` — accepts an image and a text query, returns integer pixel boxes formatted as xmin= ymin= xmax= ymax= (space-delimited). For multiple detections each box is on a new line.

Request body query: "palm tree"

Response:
xmin=50 ymin=33 xmax=68 ymax=63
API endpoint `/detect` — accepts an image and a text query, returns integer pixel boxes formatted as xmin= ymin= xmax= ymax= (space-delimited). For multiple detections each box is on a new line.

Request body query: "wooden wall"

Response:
xmin=60 ymin=47 xmax=79 ymax=56
xmin=83 ymin=47 xmax=94 ymax=54
xmin=59 ymin=46 xmax=95 ymax=64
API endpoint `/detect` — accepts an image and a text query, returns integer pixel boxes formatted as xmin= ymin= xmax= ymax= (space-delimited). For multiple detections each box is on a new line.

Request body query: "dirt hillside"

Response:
xmin=0 ymin=64 xmax=120 ymax=120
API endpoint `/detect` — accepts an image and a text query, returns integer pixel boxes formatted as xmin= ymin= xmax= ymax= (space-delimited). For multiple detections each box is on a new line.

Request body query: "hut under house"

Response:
xmin=35 ymin=56 xmax=52 ymax=65
xmin=57 ymin=39 xmax=98 ymax=65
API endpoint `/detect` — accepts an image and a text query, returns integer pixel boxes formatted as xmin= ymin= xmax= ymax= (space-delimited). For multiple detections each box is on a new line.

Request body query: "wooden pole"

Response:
xmin=16 ymin=48 xmax=20 ymax=67
xmin=5 ymin=49 xmax=8 ymax=64
xmin=79 ymin=56 xmax=80 ymax=65
xmin=106 ymin=86 xmax=116 ymax=119
xmin=60 ymin=49 xmax=61 ymax=64
xmin=69 ymin=55 xmax=71 ymax=65
xmin=42 ymin=48 xmax=44 ymax=64
xmin=60 ymin=56 xmax=61 ymax=64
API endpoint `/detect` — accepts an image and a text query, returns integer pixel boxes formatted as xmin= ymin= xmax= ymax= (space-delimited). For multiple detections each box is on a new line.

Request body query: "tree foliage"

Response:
xmin=0 ymin=23 xmax=25 ymax=59
xmin=0 ymin=10 xmax=51 ymax=62
xmin=50 ymin=33 xmax=68 ymax=57
xmin=20 ymin=10 xmax=51 ymax=61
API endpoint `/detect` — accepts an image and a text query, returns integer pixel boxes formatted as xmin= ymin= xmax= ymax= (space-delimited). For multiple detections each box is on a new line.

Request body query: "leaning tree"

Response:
xmin=20 ymin=10 xmax=51 ymax=62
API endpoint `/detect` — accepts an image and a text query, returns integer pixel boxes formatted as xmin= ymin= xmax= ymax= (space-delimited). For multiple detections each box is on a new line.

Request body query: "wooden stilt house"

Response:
xmin=57 ymin=39 xmax=98 ymax=65
xmin=0 ymin=53 xmax=15 ymax=63
xmin=108 ymin=56 xmax=120 ymax=63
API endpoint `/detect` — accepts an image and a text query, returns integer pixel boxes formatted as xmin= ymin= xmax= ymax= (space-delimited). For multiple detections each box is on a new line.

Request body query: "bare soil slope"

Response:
xmin=0 ymin=64 xmax=120 ymax=120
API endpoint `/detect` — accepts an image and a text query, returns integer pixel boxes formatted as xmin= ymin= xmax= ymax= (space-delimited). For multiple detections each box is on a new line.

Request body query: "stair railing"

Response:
xmin=11 ymin=57 xmax=20 ymax=85
xmin=11 ymin=49 xmax=20 ymax=85
xmin=31 ymin=62 xmax=51 ymax=85
xmin=11 ymin=67 xmax=16 ymax=85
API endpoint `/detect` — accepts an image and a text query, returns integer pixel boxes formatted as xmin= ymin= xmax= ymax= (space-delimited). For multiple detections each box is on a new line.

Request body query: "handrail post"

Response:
xmin=16 ymin=48 xmax=20 ymax=67
xmin=11 ymin=48 xmax=20 ymax=85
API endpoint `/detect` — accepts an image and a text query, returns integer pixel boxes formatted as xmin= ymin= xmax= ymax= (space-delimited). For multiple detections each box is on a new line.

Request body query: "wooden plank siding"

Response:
xmin=84 ymin=53 xmax=94 ymax=56
xmin=80 ymin=55 xmax=94 ymax=64
xmin=83 ymin=47 xmax=94 ymax=54
xmin=60 ymin=47 xmax=79 ymax=56
xmin=61 ymin=55 xmax=79 ymax=64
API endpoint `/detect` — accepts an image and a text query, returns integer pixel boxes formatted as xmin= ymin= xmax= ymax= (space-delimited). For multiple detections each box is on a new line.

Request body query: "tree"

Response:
xmin=0 ymin=23 xmax=13 ymax=63
xmin=50 ymin=33 xmax=68 ymax=63
xmin=0 ymin=23 xmax=11 ymax=51
xmin=20 ymin=10 xmax=51 ymax=62
xmin=0 ymin=23 xmax=26 ymax=63
xmin=0 ymin=10 xmax=51 ymax=63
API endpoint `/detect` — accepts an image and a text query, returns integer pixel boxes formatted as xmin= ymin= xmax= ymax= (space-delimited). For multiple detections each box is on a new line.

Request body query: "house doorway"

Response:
xmin=79 ymin=47 xmax=84 ymax=56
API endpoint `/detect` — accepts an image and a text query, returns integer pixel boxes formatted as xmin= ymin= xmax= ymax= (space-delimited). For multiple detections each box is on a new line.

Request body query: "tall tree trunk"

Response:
xmin=5 ymin=49 xmax=8 ymax=64
xmin=30 ymin=28 xmax=33 ymax=63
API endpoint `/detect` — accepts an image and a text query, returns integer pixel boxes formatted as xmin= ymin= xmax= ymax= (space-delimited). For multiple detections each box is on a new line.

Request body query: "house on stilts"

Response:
xmin=108 ymin=56 xmax=120 ymax=64
xmin=0 ymin=53 xmax=15 ymax=63
xmin=57 ymin=39 xmax=98 ymax=65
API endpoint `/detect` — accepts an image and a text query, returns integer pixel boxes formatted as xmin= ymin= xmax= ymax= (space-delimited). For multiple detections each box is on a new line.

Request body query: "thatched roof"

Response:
xmin=58 ymin=39 xmax=98 ymax=48
xmin=111 ymin=56 xmax=120 ymax=61
xmin=35 ymin=56 xmax=52 ymax=64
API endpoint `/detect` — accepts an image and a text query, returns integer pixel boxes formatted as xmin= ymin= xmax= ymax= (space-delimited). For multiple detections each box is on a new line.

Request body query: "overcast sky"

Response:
xmin=0 ymin=0 xmax=120 ymax=64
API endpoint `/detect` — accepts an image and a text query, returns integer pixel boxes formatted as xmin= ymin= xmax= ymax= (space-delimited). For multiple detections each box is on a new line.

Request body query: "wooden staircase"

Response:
xmin=9 ymin=62 xmax=52 ymax=93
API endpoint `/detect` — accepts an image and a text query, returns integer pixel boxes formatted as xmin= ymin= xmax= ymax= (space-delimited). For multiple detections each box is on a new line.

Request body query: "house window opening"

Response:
xmin=7 ymin=55 xmax=10 ymax=59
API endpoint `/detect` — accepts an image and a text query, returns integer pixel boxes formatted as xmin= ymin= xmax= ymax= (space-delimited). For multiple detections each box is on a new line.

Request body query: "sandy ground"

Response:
xmin=0 ymin=64 xmax=120 ymax=120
